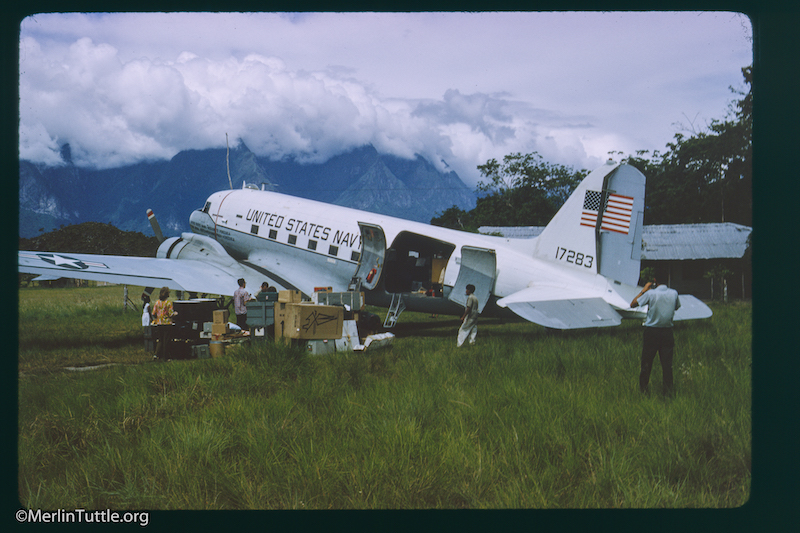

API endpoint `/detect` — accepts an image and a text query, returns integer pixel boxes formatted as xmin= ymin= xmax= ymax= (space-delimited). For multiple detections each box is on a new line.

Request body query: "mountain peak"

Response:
xmin=59 ymin=143 xmax=73 ymax=165
xmin=19 ymin=144 xmax=476 ymax=237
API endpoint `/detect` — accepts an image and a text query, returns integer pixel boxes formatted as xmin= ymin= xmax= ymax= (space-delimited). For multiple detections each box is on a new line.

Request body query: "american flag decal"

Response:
xmin=581 ymin=190 xmax=634 ymax=234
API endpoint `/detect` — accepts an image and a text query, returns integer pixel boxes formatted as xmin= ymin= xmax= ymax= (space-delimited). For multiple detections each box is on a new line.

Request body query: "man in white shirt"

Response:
xmin=457 ymin=284 xmax=480 ymax=347
xmin=233 ymin=278 xmax=251 ymax=330
xmin=631 ymin=278 xmax=681 ymax=396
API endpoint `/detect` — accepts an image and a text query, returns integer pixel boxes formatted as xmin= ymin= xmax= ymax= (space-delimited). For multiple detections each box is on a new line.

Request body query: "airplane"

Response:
xmin=19 ymin=158 xmax=712 ymax=330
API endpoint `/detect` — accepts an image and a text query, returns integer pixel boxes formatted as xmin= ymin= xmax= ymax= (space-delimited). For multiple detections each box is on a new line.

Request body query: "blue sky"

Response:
xmin=19 ymin=11 xmax=752 ymax=186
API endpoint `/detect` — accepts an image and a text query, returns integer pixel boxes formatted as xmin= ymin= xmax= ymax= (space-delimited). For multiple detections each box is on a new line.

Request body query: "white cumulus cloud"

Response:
xmin=18 ymin=12 xmax=752 ymax=186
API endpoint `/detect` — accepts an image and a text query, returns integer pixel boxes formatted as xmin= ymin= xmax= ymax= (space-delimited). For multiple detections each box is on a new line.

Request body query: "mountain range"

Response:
xmin=18 ymin=142 xmax=477 ymax=239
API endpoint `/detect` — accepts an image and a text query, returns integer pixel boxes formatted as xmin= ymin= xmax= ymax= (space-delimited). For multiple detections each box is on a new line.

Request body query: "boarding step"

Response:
xmin=384 ymin=293 xmax=406 ymax=328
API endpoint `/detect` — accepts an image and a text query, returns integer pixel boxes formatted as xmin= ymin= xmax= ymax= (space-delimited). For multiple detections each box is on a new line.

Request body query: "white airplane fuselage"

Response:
xmin=187 ymin=186 xmax=637 ymax=320
xmin=20 ymin=160 xmax=712 ymax=328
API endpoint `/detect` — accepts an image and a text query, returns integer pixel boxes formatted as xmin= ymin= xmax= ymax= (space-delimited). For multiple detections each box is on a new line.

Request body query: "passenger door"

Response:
xmin=354 ymin=222 xmax=386 ymax=290
xmin=448 ymin=246 xmax=496 ymax=312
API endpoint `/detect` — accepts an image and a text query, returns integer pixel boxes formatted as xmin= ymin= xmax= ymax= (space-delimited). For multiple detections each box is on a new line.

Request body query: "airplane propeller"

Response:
xmin=147 ymin=209 xmax=165 ymax=243
xmin=143 ymin=208 xmax=166 ymax=306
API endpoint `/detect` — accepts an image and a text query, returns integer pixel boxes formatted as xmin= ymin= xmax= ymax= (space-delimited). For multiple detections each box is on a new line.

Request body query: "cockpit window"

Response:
xmin=202 ymin=201 xmax=211 ymax=213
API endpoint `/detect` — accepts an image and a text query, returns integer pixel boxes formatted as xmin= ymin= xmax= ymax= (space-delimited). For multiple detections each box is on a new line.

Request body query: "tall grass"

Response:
xmin=18 ymin=286 xmax=751 ymax=509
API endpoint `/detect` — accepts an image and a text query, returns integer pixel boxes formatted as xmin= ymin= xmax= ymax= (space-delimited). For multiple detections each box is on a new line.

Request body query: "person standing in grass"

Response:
xmin=631 ymin=277 xmax=681 ymax=396
xmin=152 ymin=286 xmax=177 ymax=359
xmin=233 ymin=278 xmax=251 ymax=330
xmin=457 ymin=284 xmax=479 ymax=347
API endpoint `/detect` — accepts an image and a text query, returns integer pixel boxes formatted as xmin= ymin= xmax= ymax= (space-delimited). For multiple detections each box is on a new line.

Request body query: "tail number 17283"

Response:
xmin=556 ymin=247 xmax=594 ymax=268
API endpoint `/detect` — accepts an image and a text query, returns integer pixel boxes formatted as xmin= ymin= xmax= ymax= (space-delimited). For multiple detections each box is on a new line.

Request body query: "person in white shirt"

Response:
xmin=631 ymin=278 xmax=681 ymax=396
xmin=233 ymin=278 xmax=252 ymax=330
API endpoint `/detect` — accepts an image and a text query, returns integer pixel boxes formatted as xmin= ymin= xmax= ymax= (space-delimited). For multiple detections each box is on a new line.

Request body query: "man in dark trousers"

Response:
xmin=631 ymin=277 xmax=681 ymax=396
xmin=233 ymin=278 xmax=251 ymax=330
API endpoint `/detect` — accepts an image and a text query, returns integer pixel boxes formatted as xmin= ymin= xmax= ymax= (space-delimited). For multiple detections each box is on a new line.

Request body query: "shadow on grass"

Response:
xmin=387 ymin=314 xmax=651 ymax=342
xmin=20 ymin=334 xmax=145 ymax=352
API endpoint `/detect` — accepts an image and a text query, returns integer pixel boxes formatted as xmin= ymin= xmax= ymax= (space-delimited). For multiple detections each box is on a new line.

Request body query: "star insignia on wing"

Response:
xmin=38 ymin=254 xmax=90 ymax=270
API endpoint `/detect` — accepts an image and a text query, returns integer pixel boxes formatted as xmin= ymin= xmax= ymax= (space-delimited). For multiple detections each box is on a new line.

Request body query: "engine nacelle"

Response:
xmin=157 ymin=233 xmax=240 ymax=270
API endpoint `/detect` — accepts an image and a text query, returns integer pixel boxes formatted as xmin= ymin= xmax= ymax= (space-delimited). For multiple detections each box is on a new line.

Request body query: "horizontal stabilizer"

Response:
xmin=504 ymin=298 xmax=622 ymax=329
xmin=497 ymin=286 xmax=621 ymax=329
xmin=674 ymin=294 xmax=713 ymax=321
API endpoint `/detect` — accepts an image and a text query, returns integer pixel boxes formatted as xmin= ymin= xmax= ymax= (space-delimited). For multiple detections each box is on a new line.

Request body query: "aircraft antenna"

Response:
xmin=226 ymin=133 xmax=233 ymax=190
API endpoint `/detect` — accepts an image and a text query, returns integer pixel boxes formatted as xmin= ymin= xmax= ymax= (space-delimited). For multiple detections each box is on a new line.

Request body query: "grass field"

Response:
xmin=17 ymin=285 xmax=751 ymax=509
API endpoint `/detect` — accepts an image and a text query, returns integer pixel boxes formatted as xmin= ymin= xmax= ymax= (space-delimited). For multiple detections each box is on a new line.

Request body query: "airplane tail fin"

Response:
xmin=533 ymin=160 xmax=645 ymax=286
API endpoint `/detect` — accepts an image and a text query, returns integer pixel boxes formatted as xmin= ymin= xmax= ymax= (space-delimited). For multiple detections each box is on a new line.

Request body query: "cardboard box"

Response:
xmin=212 ymin=323 xmax=230 ymax=336
xmin=312 ymin=291 xmax=365 ymax=310
xmin=276 ymin=303 xmax=343 ymax=340
xmin=278 ymin=290 xmax=303 ymax=303
xmin=213 ymin=309 xmax=229 ymax=324
xmin=355 ymin=332 xmax=395 ymax=352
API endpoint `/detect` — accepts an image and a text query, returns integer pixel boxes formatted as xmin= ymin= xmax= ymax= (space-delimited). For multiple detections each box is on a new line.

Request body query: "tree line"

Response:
xmin=432 ymin=66 xmax=752 ymax=231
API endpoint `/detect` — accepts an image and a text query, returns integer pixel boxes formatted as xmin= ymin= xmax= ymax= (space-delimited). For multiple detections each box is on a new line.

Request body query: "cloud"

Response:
xmin=18 ymin=12 xmax=752 ymax=186
xmin=20 ymin=32 xmax=535 ymax=183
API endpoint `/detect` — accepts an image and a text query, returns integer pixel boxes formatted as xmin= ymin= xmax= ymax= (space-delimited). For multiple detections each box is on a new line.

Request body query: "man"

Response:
xmin=233 ymin=278 xmax=251 ymax=330
xmin=630 ymin=277 xmax=681 ymax=396
xmin=457 ymin=284 xmax=479 ymax=347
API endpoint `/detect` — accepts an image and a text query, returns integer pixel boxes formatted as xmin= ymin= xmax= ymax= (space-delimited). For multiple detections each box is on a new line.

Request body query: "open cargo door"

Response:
xmin=448 ymin=246 xmax=496 ymax=313
xmin=354 ymin=222 xmax=386 ymax=290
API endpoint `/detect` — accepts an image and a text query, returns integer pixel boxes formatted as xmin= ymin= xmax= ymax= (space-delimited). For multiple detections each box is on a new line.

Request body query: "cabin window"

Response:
xmin=288 ymin=235 xmax=297 ymax=245
xmin=351 ymin=251 xmax=361 ymax=262
xmin=268 ymin=229 xmax=278 ymax=240
xmin=328 ymin=245 xmax=339 ymax=257
xmin=251 ymin=225 xmax=259 ymax=235
xmin=308 ymin=240 xmax=317 ymax=251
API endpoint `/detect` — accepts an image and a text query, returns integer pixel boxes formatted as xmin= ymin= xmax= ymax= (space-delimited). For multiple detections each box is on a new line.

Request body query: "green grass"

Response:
xmin=17 ymin=286 xmax=751 ymax=509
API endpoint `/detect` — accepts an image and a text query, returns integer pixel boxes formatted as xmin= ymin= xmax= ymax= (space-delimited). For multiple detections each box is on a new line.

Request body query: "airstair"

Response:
xmin=384 ymin=293 xmax=406 ymax=328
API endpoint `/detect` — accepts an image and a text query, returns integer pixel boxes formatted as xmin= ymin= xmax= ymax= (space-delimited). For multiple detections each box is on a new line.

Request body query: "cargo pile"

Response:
xmin=145 ymin=288 xmax=393 ymax=360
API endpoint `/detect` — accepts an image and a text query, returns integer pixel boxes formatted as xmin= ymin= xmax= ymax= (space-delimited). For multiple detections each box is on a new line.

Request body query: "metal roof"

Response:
xmin=479 ymin=226 xmax=545 ymax=238
xmin=478 ymin=223 xmax=752 ymax=260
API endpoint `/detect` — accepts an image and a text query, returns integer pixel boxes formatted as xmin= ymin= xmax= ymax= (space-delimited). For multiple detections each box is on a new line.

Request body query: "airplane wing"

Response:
xmin=496 ymin=285 xmax=623 ymax=329
xmin=18 ymin=230 xmax=300 ymax=296
xmin=19 ymin=250 xmax=258 ymax=296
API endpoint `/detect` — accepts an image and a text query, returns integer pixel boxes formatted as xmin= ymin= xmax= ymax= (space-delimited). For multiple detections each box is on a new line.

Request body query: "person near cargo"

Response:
xmin=152 ymin=286 xmax=177 ymax=359
xmin=256 ymin=282 xmax=269 ymax=301
xmin=256 ymin=282 xmax=277 ymax=301
xmin=141 ymin=293 xmax=154 ymax=353
xmin=233 ymin=278 xmax=251 ymax=329
xmin=457 ymin=284 xmax=479 ymax=347
xmin=141 ymin=293 xmax=151 ymax=326
xmin=630 ymin=277 xmax=681 ymax=396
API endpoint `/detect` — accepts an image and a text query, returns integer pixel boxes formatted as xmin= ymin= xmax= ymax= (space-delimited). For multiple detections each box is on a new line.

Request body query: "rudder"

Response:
xmin=533 ymin=160 xmax=645 ymax=286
